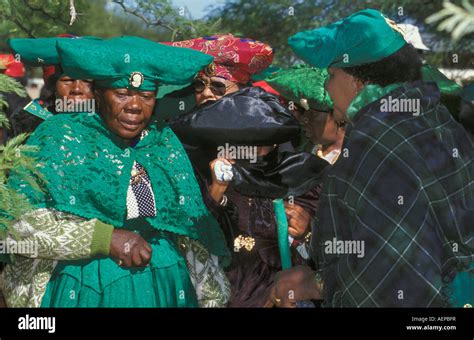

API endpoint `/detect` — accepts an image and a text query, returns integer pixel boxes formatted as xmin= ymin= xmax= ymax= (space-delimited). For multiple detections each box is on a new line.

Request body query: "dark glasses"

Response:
xmin=192 ymin=78 xmax=236 ymax=96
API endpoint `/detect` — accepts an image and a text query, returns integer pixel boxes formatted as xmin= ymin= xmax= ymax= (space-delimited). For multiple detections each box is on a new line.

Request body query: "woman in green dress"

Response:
xmin=2 ymin=36 xmax=230 ymax=308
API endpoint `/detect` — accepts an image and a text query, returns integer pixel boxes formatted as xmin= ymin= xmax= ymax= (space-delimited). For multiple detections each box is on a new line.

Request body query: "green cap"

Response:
xmin=8 ymin=36 xmax=101 ymax=66
xmin=266 ymin=64 xmax=332 ymax=112
xmin=56 ymin=36 xmax=214 ymax=91
xmin=288 ymin=9 xmax=407 ymax=68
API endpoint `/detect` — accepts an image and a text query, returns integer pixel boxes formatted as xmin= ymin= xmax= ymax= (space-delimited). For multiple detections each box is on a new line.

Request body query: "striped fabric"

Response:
xmin=126 ymin=130 xmax=157 ymax=220
xmin=126 ymin=161 xmax=157 ymax=219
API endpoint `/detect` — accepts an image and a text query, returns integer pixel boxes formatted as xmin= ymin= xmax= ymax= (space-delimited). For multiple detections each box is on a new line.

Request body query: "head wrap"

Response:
xmin=8 ymin=34 xmax=95 ymax=84
xmin=0 ymin=54 xmax=25 ymax=78
xmin=265 ymin=64 xmax=333 ymax=112
xmin=252 ymin=81 xmax=280 ymax=96
xmin=288 ymin=9 xmax=407 ymax=68
xmin=57 ymin=36 xmax=214 ymax=91
xmin=169 ymin=86 xmax=299 ymax=147
xmin=163 ymin=34 xmax=273 ymax=84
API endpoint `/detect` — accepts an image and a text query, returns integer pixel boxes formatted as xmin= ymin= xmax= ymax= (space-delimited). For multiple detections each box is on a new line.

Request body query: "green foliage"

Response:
xmin=109 ymin=0 xmax=223 ymax=40
xmin=0 ymin=73 xmax=41 ymax=233
xmin=426 ymin=0 xmax=474 ymax=40
xmin=0 ymin=74 xmax=27 ymax=123
xmin=0 ymin=0 xmax=169 ymax=51
xmin=208 ymin=0 xmax=473 ymax=67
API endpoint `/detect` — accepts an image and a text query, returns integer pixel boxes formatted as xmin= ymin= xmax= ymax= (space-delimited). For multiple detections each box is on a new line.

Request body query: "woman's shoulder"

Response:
xmin=27 ymin=113 xmax=95 ymax=145
xmin=40 ymin=112 xmax=92 ymax=126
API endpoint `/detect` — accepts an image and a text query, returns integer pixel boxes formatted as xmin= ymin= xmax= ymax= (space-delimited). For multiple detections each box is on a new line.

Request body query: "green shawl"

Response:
xmin=8 ymin=112 xmax=229 ymax=262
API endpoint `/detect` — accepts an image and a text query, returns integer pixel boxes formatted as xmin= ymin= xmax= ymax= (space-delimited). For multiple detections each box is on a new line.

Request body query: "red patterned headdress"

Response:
xmin=163 ymin=34 xmax=273 ymax=84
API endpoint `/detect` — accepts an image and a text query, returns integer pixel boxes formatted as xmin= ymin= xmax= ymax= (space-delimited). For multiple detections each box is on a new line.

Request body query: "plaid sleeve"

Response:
xmin=313 ymin=86 xmax=474 ymax=307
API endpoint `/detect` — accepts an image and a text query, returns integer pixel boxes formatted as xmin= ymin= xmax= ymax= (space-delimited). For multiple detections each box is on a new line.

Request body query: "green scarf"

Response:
xmin=346 ymin=83 xmax=403 ymax=120
xmin=9 ymin=112 xmax=229 ymax=261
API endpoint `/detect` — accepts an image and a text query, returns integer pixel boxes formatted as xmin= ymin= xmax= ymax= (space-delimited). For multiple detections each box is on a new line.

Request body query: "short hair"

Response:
xmin=343 ymin=44 xmax=423 ymax=87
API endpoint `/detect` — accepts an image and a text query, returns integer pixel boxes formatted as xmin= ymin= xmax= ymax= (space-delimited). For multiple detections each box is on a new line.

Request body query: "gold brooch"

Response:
xmin=233 ymin=234 xmax=255 ymax=252
xmin=130 ymin=167 xmax=146 ymax=185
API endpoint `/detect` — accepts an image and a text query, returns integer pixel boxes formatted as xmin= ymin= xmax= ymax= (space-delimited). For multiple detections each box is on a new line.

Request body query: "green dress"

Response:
xmin=7 ymin=112 xmax=230 ymax=307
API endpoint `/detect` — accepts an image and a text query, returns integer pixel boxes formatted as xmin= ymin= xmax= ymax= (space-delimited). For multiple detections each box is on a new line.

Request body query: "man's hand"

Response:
xmin=284 ymin=202 xmax=311 ymax=239
xmin=109 ymin=229 xmax=152 ymax=268
xmin=266 ymin=265 xmax=322 ymax=308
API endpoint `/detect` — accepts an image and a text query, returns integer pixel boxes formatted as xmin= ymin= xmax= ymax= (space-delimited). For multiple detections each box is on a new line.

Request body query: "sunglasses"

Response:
xmin=192 ymin=78 xmax=237 ymax=96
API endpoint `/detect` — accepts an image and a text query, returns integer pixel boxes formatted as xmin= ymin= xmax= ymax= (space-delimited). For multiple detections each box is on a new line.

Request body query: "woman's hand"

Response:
xmin=284 ymin=202 xmax=311 ymax=239
xmin=265 ymin=265 xmax=322 ymax=308
xmin=208 ymin=158 xmax=233 ymax=203
xmin=109 ymin=229 xmax=152 ymax=268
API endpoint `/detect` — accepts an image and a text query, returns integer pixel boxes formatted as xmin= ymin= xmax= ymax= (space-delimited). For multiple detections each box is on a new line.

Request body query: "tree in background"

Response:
xmin=0 ymin=1 xmax=471 ymax=72
xmin=0 ymin=0 xmax=222 ymax=50
xmin=0 ymin=0 xmax=162 ymax=49
xmin=207 ymin=0 xmax=473 ymax=69
xmin=427 ymin=0 xmax=474 ymax=40
xmin=0 ymin=73 xmax=42 ymax=237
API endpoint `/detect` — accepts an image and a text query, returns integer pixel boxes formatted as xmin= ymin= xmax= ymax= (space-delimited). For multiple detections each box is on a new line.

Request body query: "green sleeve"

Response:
xmin=90 ymin=220 xmax=114 ymax=256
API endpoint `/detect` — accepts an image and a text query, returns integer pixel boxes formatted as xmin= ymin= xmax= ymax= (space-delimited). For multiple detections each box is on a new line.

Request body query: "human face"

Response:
xmin=56 ymin=75 xmax=94 ymax=101
xmin=303 ymin=110 xmax=338 ymax=145
xmin=289 ymin=103 xmax=305 ymax=122
xmin=326 ymin=67 xmax=364 ymax=115
xmin=194 ymin=74 xmax=240 ymax=106
xmin=96 ymin=88 xmax=156 ymax=143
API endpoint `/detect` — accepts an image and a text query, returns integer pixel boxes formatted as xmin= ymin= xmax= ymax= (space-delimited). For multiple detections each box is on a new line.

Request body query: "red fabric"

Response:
xmin=163 ymin=34 xmax=273 ymax=84
xmin=252 ymin=81 xmax=280 ymax=96
xmin=0 ymin=54 xmax=25 ymax=78
xmin=42 ymin=65 xmax=57 ymax=84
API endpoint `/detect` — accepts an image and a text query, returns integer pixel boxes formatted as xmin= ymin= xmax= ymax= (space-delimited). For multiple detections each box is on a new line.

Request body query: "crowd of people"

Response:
xmin=0 ymin=8 xmax=472 ymax=308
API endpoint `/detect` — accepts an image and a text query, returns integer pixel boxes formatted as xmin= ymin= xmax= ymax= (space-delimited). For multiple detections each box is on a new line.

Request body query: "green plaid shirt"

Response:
xmin=312 ymin=82 xmax=474 ymax=307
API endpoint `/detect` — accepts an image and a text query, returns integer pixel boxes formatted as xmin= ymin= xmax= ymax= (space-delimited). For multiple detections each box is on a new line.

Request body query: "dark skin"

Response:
xmin=96 ymin=87 xmax=157 ymax=267
xmin=209 ymin=147 xmax=311 ymax=240
xmin=95 ymin=88 xmax=156 ymax=144
xmin=269 ymin=68 xmax=365 ymax=307
xmin=302 ymin=108 xmax=346 ymax=158
xmin=194 ymin=74 xmax=240 ymax=106
xmin=55 ymin=76 xmax=94 ymax=102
